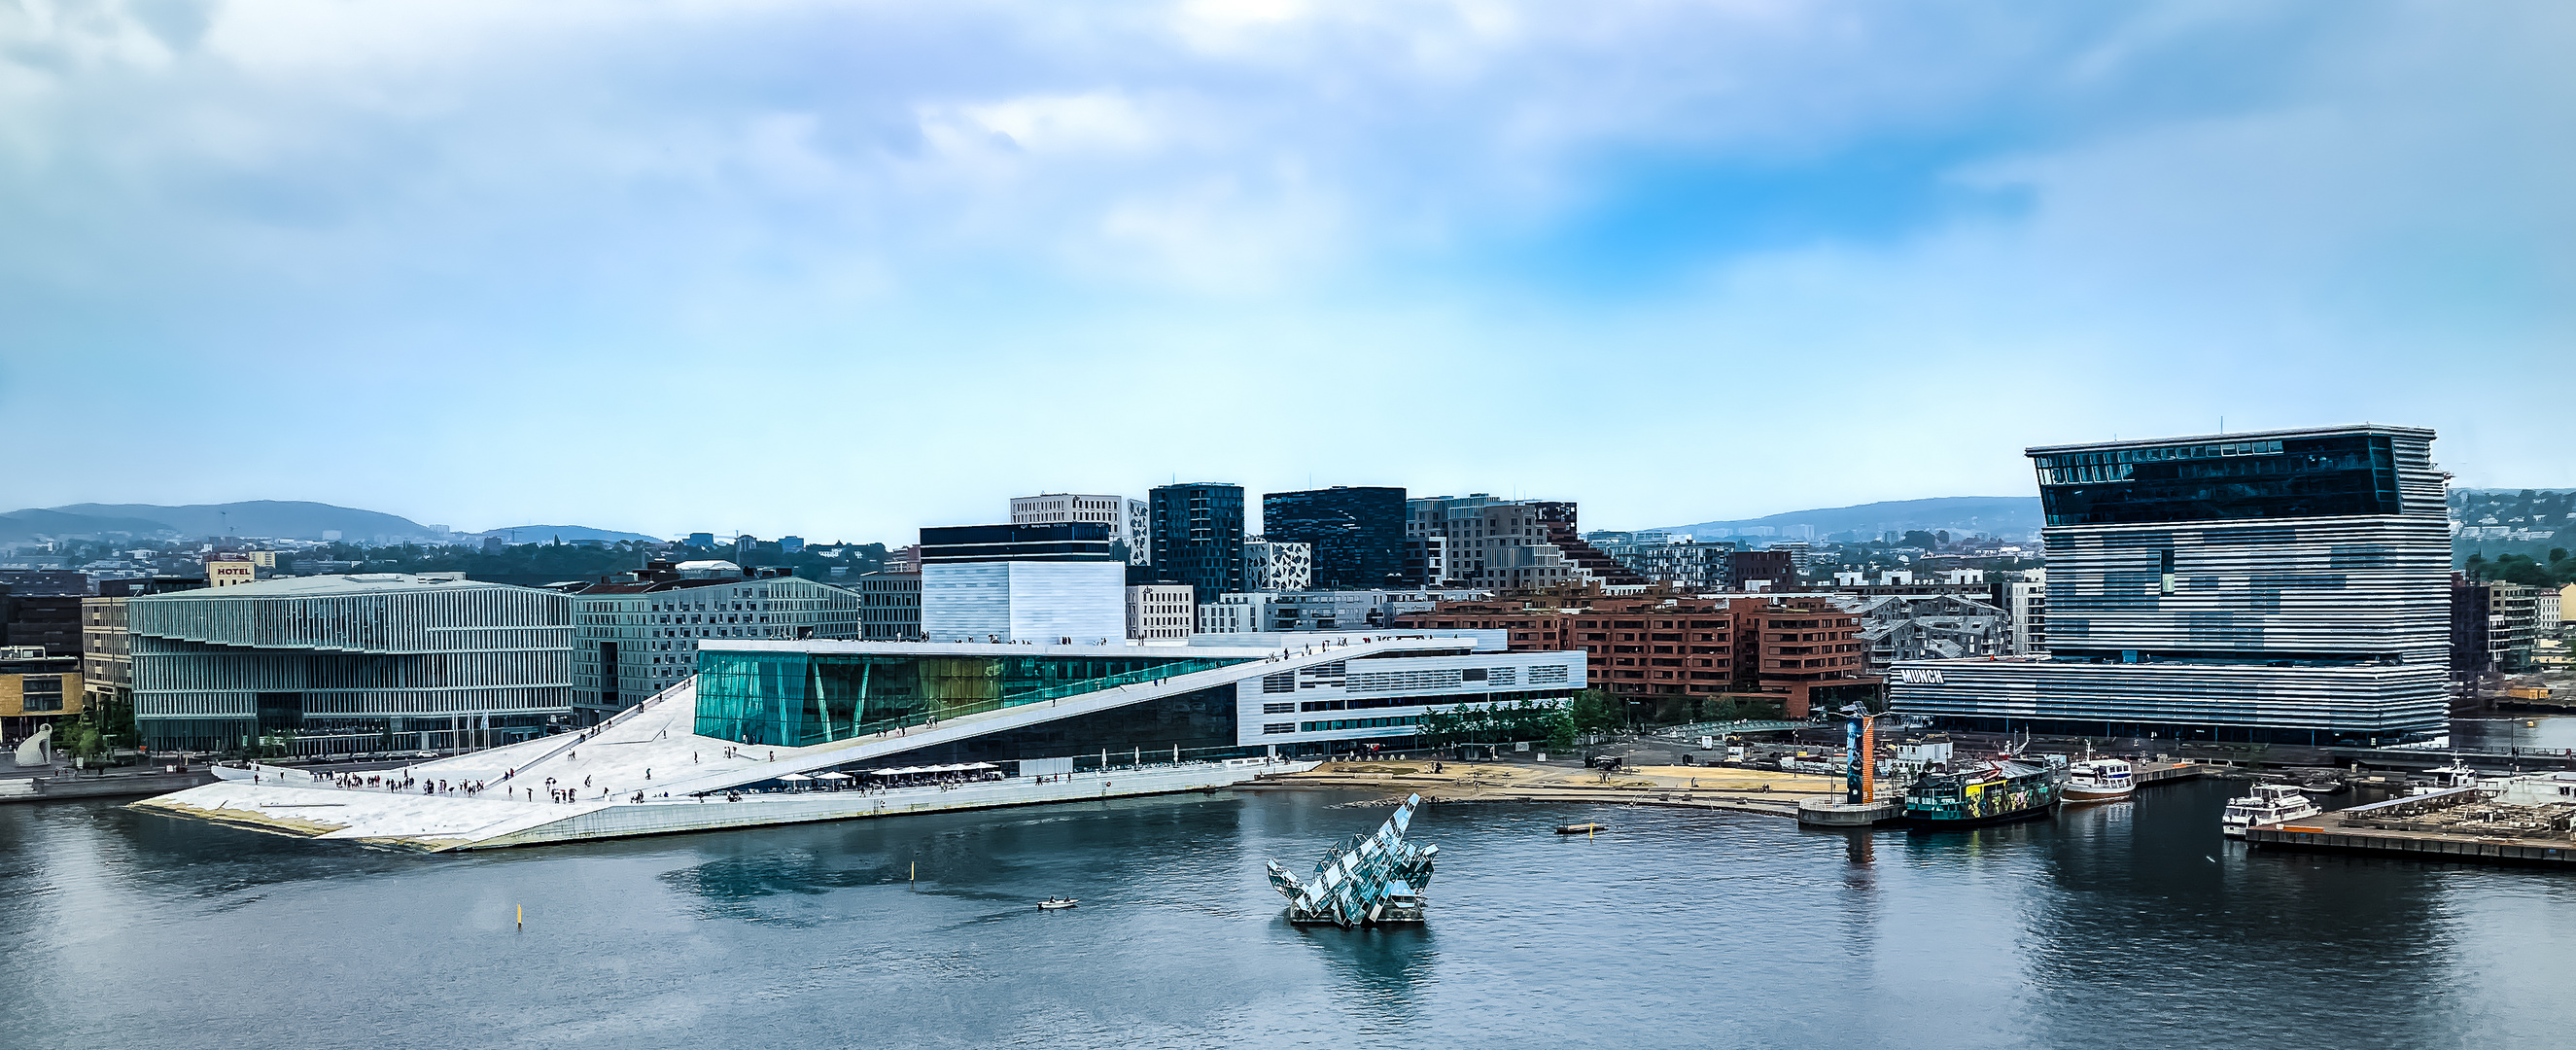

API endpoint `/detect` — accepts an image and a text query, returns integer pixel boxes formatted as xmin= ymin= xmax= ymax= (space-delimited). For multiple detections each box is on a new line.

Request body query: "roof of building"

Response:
xmin=128 ymin=573 xmax=514 ymax=599
xmin=2026 ymin=422 xmax=2435 ymax=455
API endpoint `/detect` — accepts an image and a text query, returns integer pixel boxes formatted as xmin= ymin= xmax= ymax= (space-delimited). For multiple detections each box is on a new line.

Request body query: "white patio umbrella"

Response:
xmin=815 ymin=772 xmax=852 ymax=780
xmin=778 ymin=773 xmax=813 ymax=782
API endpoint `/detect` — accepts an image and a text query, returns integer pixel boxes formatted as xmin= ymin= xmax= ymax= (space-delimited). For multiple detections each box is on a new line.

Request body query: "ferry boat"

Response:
xmin=1901 ymin=757 xmax=2063 ymax=826
xmin=2063 ymin=758 xmax=2136 ymax=803
xmin=2221 ymin=783 xmax=2320 ymax=837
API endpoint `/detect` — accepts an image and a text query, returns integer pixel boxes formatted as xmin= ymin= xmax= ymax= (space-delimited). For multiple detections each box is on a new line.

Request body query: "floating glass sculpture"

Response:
xmin=1267 ymin=792 xmax=1439 ymax=928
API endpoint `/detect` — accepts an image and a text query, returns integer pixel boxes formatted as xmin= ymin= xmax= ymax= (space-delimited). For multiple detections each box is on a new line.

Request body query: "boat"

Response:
xmin=2221 ymin=783 xmax=2320 ymax=837
xmin=2299 ymin=777 xmax=2349 ymax=795
xmin=2063 ymin=758 xmax=2136 ymax=803
xmin=1554 ymin=822 xmax=1608 ymax=835
xmin=1901 ymin=756 xmax=2063 ymax=826
xmin=1037 ymin=897 xmax=1079 ymax=910
xmin=2412 ymin=759 xmax=2483 ymax=795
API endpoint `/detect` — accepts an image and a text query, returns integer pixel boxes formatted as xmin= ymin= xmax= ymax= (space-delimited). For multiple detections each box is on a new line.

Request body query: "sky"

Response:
xmin=2 ymin=0 xmax=2569 ymax=542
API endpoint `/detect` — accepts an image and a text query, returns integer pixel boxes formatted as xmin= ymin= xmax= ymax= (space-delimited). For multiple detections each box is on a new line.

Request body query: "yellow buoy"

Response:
xmin=516 ymin=905 xmax=523 ymax=930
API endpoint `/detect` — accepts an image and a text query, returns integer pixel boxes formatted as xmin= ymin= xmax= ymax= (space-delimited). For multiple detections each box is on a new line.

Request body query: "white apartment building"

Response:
xmin=1010 ymin=494 xmax=1152 ymax=566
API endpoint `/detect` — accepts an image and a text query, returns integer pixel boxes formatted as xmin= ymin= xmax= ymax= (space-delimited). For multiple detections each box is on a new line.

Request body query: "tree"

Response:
xmin=1566 ymin=689 xmax=1620 ymax=737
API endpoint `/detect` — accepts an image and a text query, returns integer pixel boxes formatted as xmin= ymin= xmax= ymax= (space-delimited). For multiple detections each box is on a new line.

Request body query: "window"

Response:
xmin=1262 ymin=702 xmax=1296 ymax=714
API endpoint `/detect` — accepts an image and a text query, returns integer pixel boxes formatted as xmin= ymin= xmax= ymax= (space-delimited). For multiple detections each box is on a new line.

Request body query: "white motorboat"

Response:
xmin=2221 ymin=783 xmax=2320 ymax=837
xmin=2064 ymin=758 xmax=2136 ymax=802
xmin=1037 ymin=897 xmax=1079 ymax=910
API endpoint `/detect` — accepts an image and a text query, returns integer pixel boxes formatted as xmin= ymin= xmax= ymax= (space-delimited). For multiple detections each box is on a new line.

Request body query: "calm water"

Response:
xmin=5 ymin=781 xmax=2572 ymax=1050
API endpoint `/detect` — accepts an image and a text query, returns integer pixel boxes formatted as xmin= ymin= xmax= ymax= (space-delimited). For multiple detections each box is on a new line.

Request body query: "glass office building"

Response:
xmin=1150 ymin=482 xmax=1245 ymax=598
xmin=1262 ymin=486 xmax=1409 ymax=589
xmin=1890 ymin=425 xmax=2450 ymax=744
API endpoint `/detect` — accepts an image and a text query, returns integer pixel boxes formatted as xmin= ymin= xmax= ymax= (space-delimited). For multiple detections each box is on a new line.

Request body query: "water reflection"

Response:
xmin=8 ymin=784 xmax=2576 ymax=1049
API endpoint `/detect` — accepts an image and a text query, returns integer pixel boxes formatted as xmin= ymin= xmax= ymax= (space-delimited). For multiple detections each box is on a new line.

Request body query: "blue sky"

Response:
xmin=2 ymin=0 xmax=2569 ymax=541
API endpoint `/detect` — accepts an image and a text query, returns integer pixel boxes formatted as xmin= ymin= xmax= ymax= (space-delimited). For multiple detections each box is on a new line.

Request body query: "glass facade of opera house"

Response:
xmin=690 ymin=641 xmax=1585 ymax=761
xmin=1891 ymin=425 xmax=2450 ymax=746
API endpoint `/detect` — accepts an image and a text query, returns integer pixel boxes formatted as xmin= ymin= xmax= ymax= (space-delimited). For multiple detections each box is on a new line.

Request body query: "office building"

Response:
xmin=920 ymin=523 xmax=1126 ymax=644
xmin=1242 ymin=538 xmax=1314 ymax=591
xmin=1592 ymin=535 xmax=1734 ymax=590
xmin=1890 ymin=424 xmax=2452 ymax=744
xmin=1852 ymin=593 xmax=2009 ymax=671
xmin=1404 ymin=498 xmax=1644 ymax=592
xmin=1150 ymin=483 xmax=1245 ymax=598
xmin=1127 ymin=584 xmax=1195 ymax=641
xmin=79 ymin=577 xmax=208 ymax=737
xmin=1010 ymin=494 xmax=1152 ymax=566
xmin=1262 ymin=486 xmax=1409 ymax=589
xmin=128 ymin=575 xmax=574 ymax=752
xmin=853 ymin=572 xmax=923 ymax=641
xmin=2 ymin=646 xmax=81 ymax=740
xmin=1198 ymin=589 xmax=1493 ymax=636
xmin=567 ymin=561 xmax=863 ymax=724
xmin=0 ymin=570 xmax=87 ymax=657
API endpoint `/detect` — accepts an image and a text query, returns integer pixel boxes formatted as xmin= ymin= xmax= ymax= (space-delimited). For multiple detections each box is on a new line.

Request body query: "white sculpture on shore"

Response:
xmin=15 ymin=725 xmax=53 ymax=767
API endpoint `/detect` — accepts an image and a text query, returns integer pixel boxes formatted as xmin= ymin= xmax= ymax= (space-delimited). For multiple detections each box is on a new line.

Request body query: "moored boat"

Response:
xmin=1554 ymin=822 xmax=1608 ymax=835
xmin=2221 ymin=783 xmax=2320 ymax=837
xmin=2064 ymin=758 xmax=2136 ymax=803
xmin=1901 ymin=757 xmax=2063 ymax=826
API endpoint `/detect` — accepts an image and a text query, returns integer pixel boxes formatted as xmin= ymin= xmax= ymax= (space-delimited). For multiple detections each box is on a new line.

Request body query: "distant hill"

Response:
xmin=470 ymin=525 xmax=664 ymax=544
xmin=23 ymin=501 xmax=442 ymax=541
xmin=0 ymin=508 xmax=181 ymax=542
xmin=1659 ymin=496 xmax=2043 ymax=542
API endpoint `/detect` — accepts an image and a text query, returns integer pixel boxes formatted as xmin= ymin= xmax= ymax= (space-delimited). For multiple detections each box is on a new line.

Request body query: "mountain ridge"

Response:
xmin=1655 ymin=496 xmax=2042 ymax=542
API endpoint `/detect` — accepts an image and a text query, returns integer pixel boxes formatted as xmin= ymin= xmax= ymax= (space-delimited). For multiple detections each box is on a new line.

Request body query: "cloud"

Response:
xmin=0 ymin=0 xmax=2567 ymax=536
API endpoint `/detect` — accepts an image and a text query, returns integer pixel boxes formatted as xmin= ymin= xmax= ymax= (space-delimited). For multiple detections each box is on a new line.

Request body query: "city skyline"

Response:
xmin=5 ymin=3 xmax=2569 ymax=540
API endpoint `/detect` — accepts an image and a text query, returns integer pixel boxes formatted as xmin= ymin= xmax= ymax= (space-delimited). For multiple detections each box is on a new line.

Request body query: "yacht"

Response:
xmin=2064 ymin=758 xmax=2136 ymax=803
xmin=2221 ymin=783 xmax=2320 ymax=837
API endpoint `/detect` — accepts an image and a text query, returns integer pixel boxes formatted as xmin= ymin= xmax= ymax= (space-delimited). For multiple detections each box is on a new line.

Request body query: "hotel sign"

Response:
xmin=1897 ymin=668 xmax=1946 ymax=685
xmin=206 ymin=555 xmax=255 ymax=587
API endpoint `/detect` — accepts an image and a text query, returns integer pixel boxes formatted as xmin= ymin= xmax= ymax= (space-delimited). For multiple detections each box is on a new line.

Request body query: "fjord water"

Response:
xmin=5 ymin=781 xmax=2570 ymax=1049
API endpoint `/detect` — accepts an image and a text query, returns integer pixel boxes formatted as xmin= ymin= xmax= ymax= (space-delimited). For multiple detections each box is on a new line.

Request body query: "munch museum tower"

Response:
xmin=1890 ymin=424 xmax=2450 ymax=745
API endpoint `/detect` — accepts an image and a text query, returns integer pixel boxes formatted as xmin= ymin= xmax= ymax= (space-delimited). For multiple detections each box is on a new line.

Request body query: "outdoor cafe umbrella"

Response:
xmin=778 ymin=773 xmax=813 ymax=783
xmin=815 ymin=772 xmax=853 ymax=781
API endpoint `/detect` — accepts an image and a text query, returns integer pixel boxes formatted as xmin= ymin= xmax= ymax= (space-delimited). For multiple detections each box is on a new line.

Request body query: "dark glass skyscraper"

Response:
xmin=1263 ymin=486 xmax=1408 ymax=589
xmin=1150 ymin=482 xmax=1245 ymax=598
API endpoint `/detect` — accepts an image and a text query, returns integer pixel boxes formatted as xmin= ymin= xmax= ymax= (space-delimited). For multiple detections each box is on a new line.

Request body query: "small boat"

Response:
xmin=2064 ymin=758 xmax=2136 ymax=803
xmin=2300 ymin=777 xmax=2349 ymax=795
xmin=2221 ymin=783 xmax=2320 ymax=837
xmin=1554 ymin=822 xmax=1608 ymax=835
xmin=1037 ymin=897 xmax=1079 ymax=910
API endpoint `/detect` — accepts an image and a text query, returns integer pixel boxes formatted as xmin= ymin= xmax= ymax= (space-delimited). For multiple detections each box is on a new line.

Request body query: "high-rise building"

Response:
xmin=1261 ymin=486 xmax=1408 ymax=589
xmin=1891 ymin=424 xmax=2451 ymax=744
xmin=1590 ymin=535 xmax=1734 ymax=590
xmin=1010 ymin=493 xmax=1152 ymax=566
xmin=567 ymin=561 xmax=863 ymax=724
xmin=1150 ymin=483 xmax=1245 ymax=598
xmin=128 ymin=575 xmax=574 ymax=752
xmin=1242 ymin=537 xmax=1314 ymax=591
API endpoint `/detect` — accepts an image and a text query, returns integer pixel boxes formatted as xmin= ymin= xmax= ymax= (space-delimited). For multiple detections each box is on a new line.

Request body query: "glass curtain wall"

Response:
xmin=693 ymin=651 xmax=1250 ymax=747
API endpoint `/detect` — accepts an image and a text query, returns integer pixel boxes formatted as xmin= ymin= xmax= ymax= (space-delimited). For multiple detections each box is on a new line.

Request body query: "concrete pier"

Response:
xmin=1795 ymin=798 xmax=1902 ymax=826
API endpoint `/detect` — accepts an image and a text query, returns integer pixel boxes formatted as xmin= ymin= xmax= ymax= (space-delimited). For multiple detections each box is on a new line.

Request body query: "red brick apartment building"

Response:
xmin=1393 ymin=596 xmax=1877 ymax=718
